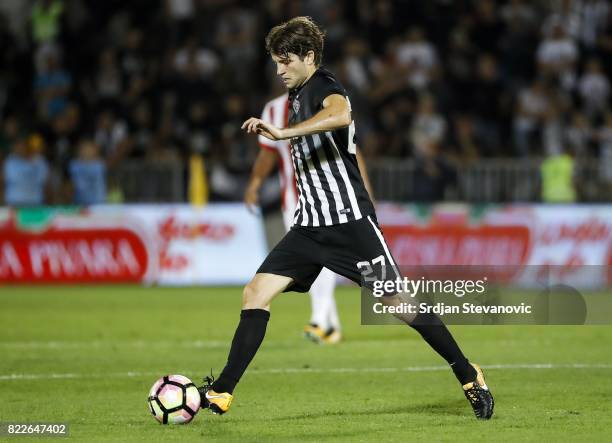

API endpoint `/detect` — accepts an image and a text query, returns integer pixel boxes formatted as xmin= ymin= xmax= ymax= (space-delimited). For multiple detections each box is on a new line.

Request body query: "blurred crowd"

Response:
xmin=0 ymin=0 xmax=611 ymax=205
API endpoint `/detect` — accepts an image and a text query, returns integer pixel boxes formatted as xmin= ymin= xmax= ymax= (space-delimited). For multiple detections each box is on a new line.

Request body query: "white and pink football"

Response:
xmin=147 ymin=374 xmax=201 ymax=424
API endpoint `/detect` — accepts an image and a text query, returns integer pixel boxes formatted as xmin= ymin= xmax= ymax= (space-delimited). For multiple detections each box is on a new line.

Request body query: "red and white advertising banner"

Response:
xmin=2 ymin=203 xmax=610 ymax=287
xmin=0 ymin=204 xmax=267 ymax=285
xmin=0 ymin=209 xmax=156 ymax=283
xmin=89 ymin=204 xmax=267 ymax=285
xmin=376 ymin=204 xmax=612 ymax=288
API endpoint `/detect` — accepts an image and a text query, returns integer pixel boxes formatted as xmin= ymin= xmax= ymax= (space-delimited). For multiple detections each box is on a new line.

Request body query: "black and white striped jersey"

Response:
xmin=288 ymin=67 xmax=374 ymax=227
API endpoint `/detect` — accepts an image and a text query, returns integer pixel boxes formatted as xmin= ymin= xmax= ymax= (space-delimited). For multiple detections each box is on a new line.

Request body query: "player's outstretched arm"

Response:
xmin=244 ymin=149 xmax=277 ymax=212
xmin=242 ymin=94 xmax=351 ymax=141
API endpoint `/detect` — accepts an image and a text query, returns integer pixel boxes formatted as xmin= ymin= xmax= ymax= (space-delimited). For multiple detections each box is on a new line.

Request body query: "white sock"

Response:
xmin=309 ymin=267 xmax=338 ymax=331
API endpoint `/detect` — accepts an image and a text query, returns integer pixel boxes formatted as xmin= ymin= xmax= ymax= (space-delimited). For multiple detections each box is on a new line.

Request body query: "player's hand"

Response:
xmin=244 ymin=183 xmax=260 ymax=214
xmin=241 ymin=117 xmax=285 ymax=140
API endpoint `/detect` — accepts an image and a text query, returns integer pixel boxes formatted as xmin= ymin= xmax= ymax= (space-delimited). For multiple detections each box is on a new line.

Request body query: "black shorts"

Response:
xmin=257 ymin=214 xmax=401 ymax=293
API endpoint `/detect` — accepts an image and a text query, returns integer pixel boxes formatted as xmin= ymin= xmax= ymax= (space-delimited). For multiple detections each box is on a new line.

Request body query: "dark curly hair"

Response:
xmin=265 ymin=16 xmax=325 ymax=66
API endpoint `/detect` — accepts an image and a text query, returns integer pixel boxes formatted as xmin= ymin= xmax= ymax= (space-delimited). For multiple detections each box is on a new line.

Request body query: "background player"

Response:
xmin=200 ymin=16 xmax=494 ymax=421
xmin=245 ymin=91 xmax=375 ymax=344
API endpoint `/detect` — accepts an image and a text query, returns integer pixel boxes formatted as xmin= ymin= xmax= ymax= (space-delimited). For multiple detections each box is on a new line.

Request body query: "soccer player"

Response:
xmin=200 ymin=16 xmax=494 ymax=420
xmin=245 ymin=91 xmax=374 ymax=344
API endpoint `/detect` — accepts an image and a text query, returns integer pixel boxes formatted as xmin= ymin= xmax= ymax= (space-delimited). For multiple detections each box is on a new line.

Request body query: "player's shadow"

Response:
xmin=269 ymin=399 xmax=467 ymax=422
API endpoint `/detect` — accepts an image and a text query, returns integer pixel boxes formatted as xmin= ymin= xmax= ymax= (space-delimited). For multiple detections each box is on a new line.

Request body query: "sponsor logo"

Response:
xmin=383 ymin=225 xmax=531 ymax=268
xmin=0 ymin=227 xmax=149 ymax=282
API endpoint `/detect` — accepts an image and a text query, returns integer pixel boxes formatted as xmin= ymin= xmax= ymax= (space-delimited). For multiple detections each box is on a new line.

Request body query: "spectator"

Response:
xmin=93 ymin=109 xmax=130 ymax=166
xmin=360 ymin=0 xmax=399 ymax=56
xmin=34 ymin=49 xmax=71 ymax=120
xmin=0 ymin=115 xmax=20 ymax=160
xmin=172 ymin=35 xmax=220 ymax=108
xmin=513 ymin=80 xmax=550 ymax=156
xmin=450 ymin=115 xmax=481 ymax=163
xmin=575 ymin=0 xmax=610 ymax=51
xmin=0 ymin=1 xmax=609 ymax=203
xmin=318 ymin=2 xmax=349 ymax=63
xmin=47 ymin=102 xmax=81 ymax=171
xmin=578 ymin=58 xmax=610 ymax=118
xmin=596 ymin=6 xmax=612 ymax=75
xmin=412 ymin=150 xmax=458 ymax=202
xmin=542 ymin=104 xmax=564 ymax=156
xmin=410 ymin=93 xmax=446 ymax=156
xmin=2 ymin=134 xmax=50 ymax=206
xmin=94 ymin=48 xmax=123 ymax=108
xmin=173 ymin=36 xmax=220 ymax=82
xmin=540 ymin=147 xmax=577 ymax=203
xmin=176 ymin=101 xmax=213 ymax=158
xmin=164 ymin=0 xmax=196 ymax=44
xmin=566 ymin=111 xmax=592 ymax=157
xmin=499 ymin=11 xmax=539 ymax=86
xmin=340 ymin=37 xmax=373 ymax=94
xmin=500 ymin=0 xmax=537 ymax=31
xmin=69 ymin=139 xmax=106 ymax=205
xmin=220 ymin=94 xmax=253 ymax=172
xmin=470 ymin=54 xmax=504 ymax=155
xmin=30 ymin=0 xmax=64 ymax=45
xmin=596 ymin=111 xmax=612 ymax=193
xmin=470 ymin=0 xmax=505 ymax=54
xmin=214 ymin=3 xmax=258 ymax=86
xmin=0 ymin=12 xmax=19 ymax=116
xmin=537 ymin=23 xmax=579 ymax=90
xmin=395 ymin=27 xmax=438 ymax=91
xmin=446 ymin=20 xmax=477 ymax=112
xmin=127 ymin=100 xmax=154 ymax=159
xmin=119 ymin=27 xmax=147 ymax=79
xmin=541 ymin=0 xmax=580 ymax=41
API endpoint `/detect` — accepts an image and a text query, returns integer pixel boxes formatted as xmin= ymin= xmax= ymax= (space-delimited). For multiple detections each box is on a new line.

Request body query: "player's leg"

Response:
xmin=322 ymin=215 xmax=493 ymax=419
xmin=324 ymin=268 xmax=341 ymax=332
xmin=304 ymin=267 xmax=341 ymax=344
xmin=201 ymin=228 xmax=323 ymax=414
xmin=201 ymin=272 xmax=292 ymax=413
xmin=327 ymin=286 xmax=341 ymax=331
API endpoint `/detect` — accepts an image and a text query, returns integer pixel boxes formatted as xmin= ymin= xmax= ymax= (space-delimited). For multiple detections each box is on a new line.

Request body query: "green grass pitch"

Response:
xmin=1 ymin=286 xmax=611 ymax=442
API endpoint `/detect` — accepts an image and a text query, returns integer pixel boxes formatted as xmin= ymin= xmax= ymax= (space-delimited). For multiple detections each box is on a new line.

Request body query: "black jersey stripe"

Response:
xmin=290 ymin=146 xmax=307 ymax=226
xmin=312 ymin=133 xmax=345 ymax=224
xmin=318 ymin=134 xmax=352 ymax=223
xmin=324 ymin=131 xmax=363 ymax=220
xmin=304 ymin=135 xmax=336 ymax=225
xmin=298 ymin=137 xmax=327 ymax=225
xmin=293 ymin=150 xmax=311 ymax=226
xmin=293 ymin=137 xmax=320 ymax=226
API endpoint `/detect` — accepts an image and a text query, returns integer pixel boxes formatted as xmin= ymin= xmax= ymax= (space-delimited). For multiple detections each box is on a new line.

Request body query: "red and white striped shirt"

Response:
xmin=258 ymin=93 xmax=299 ymax=228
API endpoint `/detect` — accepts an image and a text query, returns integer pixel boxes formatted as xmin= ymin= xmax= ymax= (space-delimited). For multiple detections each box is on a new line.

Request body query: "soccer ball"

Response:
xmin=147 ymin=374 xmax=201 ymax=424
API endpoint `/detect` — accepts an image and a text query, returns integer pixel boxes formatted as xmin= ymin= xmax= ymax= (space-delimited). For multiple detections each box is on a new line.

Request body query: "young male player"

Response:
xmin=245 ymin=91 xmax=374 ymax=344
xmin=200 ymin=16 xmax=494 ymax=420
xmin=245 ymin=92 xmax=342 ymax=344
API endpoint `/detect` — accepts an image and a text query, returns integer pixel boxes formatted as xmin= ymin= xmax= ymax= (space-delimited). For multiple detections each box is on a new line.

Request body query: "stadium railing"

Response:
xmin=104 ymin=158 xmax=604 ymax=203
xmin=109 ymin=160 xmax=185 ymax=202
xmin=368 ymin=158 xmax=604 ymax=203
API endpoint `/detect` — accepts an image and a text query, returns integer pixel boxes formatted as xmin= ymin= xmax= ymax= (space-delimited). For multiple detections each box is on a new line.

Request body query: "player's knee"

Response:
xmin=242 ymin=281 xmax=268 ymax=309
xmin=381 ymin=294 xmax=418 ymax=324
xmin=242 ymin=283 xmax=257 ymax=306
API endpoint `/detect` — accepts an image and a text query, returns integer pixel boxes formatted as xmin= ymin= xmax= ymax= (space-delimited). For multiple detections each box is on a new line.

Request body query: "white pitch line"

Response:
xmin=0 ymin=339 xmax=547 ymax=350
xmin=1 ymin=363 xmax=611 ymax=382
xmin=0 ymin=340 xmax=231 ymax=349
